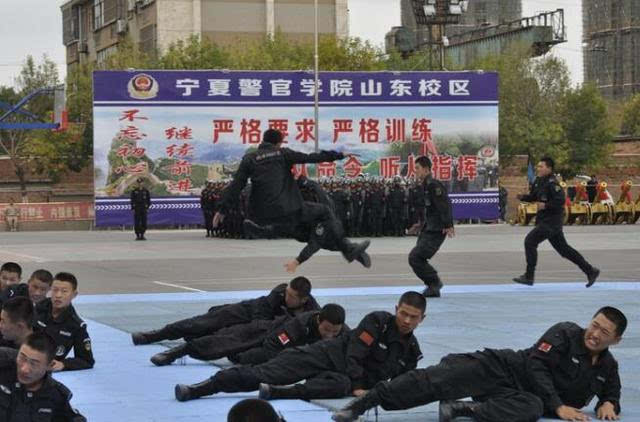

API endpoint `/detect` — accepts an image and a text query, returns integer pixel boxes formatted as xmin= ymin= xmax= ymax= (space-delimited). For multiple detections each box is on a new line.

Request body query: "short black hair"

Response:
xmin=0 ymin=262 xmax=22 ymax=277
xmin=227 ymin=398 xmax=281 ymax=422
xmin=53 ymin=272 xmax=78 ymax=290
xmin=29 ymin=269 xmax=53 ymax=286
xmin=594 ymin=307 xmax=628 ymax=337
xmin=398 ymin=291 xmax=427 ymax=314
xmin=289 ymin=276 xmax=311 ymax=299
xmin=539 ymin=156 xmax=555 ymax=170
xmin=2 ymin=296 xmax=34 ymax=326
xmin=319 ymin=304 xmax=346 ymax=325
xmin=415 ymin=155 xmax=432 ymax=169
xmin=263 ymin=129 xmax=284 ymax=145
xmin=23 ymin=332 xmax=57 ymax=362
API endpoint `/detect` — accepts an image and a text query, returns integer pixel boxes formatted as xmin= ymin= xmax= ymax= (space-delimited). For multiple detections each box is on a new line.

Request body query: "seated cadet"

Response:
xmin=0 ymin=269 xmax=53 ymax=308
xmin=0 ymin=297 xmax=34 ymax=348
xmin=150 ymin=303 xmax=347 ymax=366
xmin=0 ymin=262 xmax=22 ymax=291
xmin=227 ymin=399 xmax=284 ymax=422
xmin=0 ymin=333 xmax=86 ymax=421
xmin=132 ymin=277 xmax=320 ymax=345
xmin=333 ymin=306 xmax=627 ymax=422
xmin=33 ymin=272 xmax=95 ymax=371
xmin=174 ymin=291 xmax=424 ymax=403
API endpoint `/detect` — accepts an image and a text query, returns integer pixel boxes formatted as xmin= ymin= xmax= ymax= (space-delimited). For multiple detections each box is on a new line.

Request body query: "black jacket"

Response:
xmin=0 ymin=284 xmax=29 ymax=309
xmin=130 ymin=187 xmax=151 ymax=212
xmin=519 ymin=175 xmax=565 ymax=227
xmin=0 ymin=348 xmax=85 ymax=421
xmin=220 ymin=143 xmax=344 ymax=222
xmin=209 ymin=283 xmax=320 ymax=320
xmin=33 ymin=300 xmax=94 ymax=371
xmin=343 ymin=311 xmax=422 ymax=390
xmin=422 ymin=176 xmax=453 ymax=231
xmin=524 ymin=322 xmax=621 ymax=415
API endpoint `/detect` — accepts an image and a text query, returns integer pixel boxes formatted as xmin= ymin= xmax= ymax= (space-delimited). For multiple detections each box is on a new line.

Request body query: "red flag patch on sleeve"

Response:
xmin=538 ymin=341 xmax=552 ymax=353
xmin=358 ymin=331 xmax=374 ymax=346
xmin=278 ymin=332 xmax=290 ymax=345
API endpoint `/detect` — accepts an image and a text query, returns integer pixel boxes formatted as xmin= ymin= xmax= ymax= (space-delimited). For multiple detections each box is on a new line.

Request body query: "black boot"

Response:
xmin=422 ymin=279 xmax=443 ymax=298
xmin=586 ymin=267 xmax=600 ymax=288
xmin=175 ymin=378 xmax=218 ymax=402
xmin=131 ymin=329 xmax=167 ymax=345
xmin=439 ymin=400 xmax=481 ymax=422
xmin=258 ymin=383 xmax=303 ymax=400
xmin=513 ymin=273 xmax=534 ymax=286
xmin=150 ymin=344 xmax=188 ymax=366
xmin=332 ymin=393 xmax=380 ymax=422
xmin=355 ymin=251 xmax=372 ymax=268
xmin=343 ymin=239 xmax=371 ymax=262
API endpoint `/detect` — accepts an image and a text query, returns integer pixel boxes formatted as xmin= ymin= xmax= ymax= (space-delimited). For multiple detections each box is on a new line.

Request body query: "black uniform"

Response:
xmin=182 ymin=311 xmax=345 ymax=365
xmin=200 ymin=186 xmax=215 ymax=237
xmin=0 ymin=283 xmax=29 ymax=308
xmin=0 ymin=349 xmax=86 ymax=421
xmin=185 ymin=311 xmax=422 ymax=400
xmin=388 ymin=185 xmax=406 ymax=236
xmin=366 ymin=186 xmax=385 ymax=237
xmin=33 ymin=299 xmax=94 ymax=371
xmin=344 ymin=322 xmax=620 ymax=422
xmin=149 ymin=283 xmax=320 ymax=342
xmin=519 ymin=175 xmax=595 ymax=279
xmin=130 ymin=186 xmax=151 ymax=239
xmin=408 ymin=175 xmax=453 ymax=289
xmin=351 ymin=188 xmax=365 ymax=236
xmin=408 ymin=183 xmax=426 ymax=227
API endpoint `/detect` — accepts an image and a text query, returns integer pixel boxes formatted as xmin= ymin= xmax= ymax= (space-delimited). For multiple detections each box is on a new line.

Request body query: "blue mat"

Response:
xmin=56 ymin=282 xmax=639 ymax=421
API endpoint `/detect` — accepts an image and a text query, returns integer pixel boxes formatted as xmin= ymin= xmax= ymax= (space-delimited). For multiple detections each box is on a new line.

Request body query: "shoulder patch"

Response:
xmin=555 ymin=185 xmax=561 ymax=192
xmin=83 ymin=338 xmax=92 ymax=352
xmin=358 ymin=330 xmax=374 ymax=346
xmin=538 ymin=342 xmax=552 ymax=353
xmin=277 ymin=332 xmax=290 ymax=345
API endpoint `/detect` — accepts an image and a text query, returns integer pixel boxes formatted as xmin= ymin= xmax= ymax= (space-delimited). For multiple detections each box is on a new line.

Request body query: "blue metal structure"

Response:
xmin=0 ymin=86 xmax=63 ymax=130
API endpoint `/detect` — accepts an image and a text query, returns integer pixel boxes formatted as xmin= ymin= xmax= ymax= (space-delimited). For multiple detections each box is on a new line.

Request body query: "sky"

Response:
xmin=0 ymin=0 xmax=582 ymax=89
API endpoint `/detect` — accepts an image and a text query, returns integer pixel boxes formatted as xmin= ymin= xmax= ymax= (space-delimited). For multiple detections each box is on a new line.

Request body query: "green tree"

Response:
xmin=559 ymin=83 xmax=614 ymax=177
xmin=620 ymin=93 xmax=640 ymax=136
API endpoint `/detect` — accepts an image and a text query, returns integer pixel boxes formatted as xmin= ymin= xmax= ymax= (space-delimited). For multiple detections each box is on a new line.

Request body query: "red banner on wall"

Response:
xmin=0 ymin=202 xmax=94 ymax=222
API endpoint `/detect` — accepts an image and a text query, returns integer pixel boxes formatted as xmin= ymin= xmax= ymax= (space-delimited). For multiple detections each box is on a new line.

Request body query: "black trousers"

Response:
xmin=409 ymin=230 xmax=446 ymax=286
xmin=524 ymin=225 xmax=593 ymax=277
xmin=160 ymin=304 xmax=252 ymax=341
xmin=203 ymin=209 xmax=214 ymax=232
xmin=370 ymin=352 xmax=543 ymax=422
xmin=185 ymin=319 xmax=273 ymax=361
xmin=264 ymin=202 xmax=349 ymax=254
xmin=133 ymin=209 xmax=147 ymax=235
xmin=208 ymin=347 xmax=351 ymax=399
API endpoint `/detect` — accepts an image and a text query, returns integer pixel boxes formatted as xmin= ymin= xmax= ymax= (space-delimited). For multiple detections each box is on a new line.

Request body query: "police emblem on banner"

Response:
xmin=127 ymin=73 xmax=159 ymax=100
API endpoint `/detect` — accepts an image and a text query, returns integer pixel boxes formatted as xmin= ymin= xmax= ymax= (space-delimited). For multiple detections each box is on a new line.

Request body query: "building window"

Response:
xmin=97 ymin=45 xmax=118 ymax=64
xmin=63 ymin=6 xmax=80 ymax=45
xmin=94 ymin=0 xmax=104 ymax=30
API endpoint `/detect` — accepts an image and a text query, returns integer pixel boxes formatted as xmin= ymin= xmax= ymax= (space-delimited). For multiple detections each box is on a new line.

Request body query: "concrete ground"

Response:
xmin=2 ymin=224 xmax=639 ymax=421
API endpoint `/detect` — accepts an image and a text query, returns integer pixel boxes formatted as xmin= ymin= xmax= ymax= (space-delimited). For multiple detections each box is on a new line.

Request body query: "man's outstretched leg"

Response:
xmin=513 ymin=225 xmax=548 ymax=286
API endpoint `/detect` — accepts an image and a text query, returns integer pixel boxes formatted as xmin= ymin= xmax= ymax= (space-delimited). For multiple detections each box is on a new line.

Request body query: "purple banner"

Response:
xmin=93 ymin=70 xmax=498 ymax=104
xmin=94 ymin=192 xmax=498 ymax=227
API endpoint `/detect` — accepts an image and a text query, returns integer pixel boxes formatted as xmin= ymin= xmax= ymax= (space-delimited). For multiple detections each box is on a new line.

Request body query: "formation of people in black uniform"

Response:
xmin=4 ymin=127 xmax=620 ymax=421
xmin=0 ymin=262 xmax=93 ymax=420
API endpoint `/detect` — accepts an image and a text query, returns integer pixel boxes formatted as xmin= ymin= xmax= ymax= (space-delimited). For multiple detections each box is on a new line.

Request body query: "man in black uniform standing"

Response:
xmin=131 ymin=277 xmax=320 ymax=345
xmin=200 ymin=181 xmax=214 ymax=237
xmin=409 ymin=156 xmax=454 ymax=298
xmin=0 ymin=333 xmax=86 ymax=421
xmin=513 ymin=157 xmax=599 ymax=286
xmin=148 ymin=303 xmax=346 ymax=366
xmin=333 ymin=306 xmax=626 ymax=422
xmin=130 ymin=177 xmax=151 ymax=240
xmin=173 ymin=291 xmax=425 ymax=402
xmin=214 ymin=129 xmax=369 ymax=263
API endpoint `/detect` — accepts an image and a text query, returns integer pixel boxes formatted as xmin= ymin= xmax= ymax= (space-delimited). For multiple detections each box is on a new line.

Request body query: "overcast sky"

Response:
xmin=0 ymin=0 xmax=582 ymax=89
